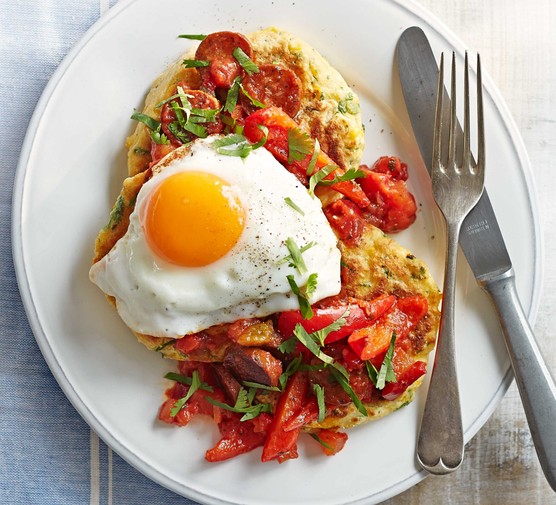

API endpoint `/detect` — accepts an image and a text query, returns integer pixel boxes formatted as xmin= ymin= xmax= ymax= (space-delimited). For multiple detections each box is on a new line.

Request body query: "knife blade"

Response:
xmin=397 ymin=26 xmax=556 ymax=490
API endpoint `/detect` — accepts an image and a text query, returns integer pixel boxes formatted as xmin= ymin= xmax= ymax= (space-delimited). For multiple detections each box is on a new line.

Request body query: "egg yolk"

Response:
xmin=144 ymin=171 xmax=245 ymax=267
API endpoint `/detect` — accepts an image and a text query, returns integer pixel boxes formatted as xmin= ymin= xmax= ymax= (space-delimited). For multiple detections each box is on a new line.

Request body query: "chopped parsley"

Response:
xmin=278 ymin=337 xmax=298 ymax=355
xmin=169 ymin=370 xmax=209 ymax=417
xmin=287 ymin=127 xmax=313 ymax=164
xmin=212 ymin=129 xmax=267 ymax=158
xmin=232 ymin=47 xmax=259 ymax=75
xmin=182 ymin=59 xmax=210 ymax=68
xmin=105 ymin=195 xmax=125 ymax=230
xmin=375 ymin=332 xmax=397 ymax=389
xmin=130 ymin=111 xmax=160 ymax=131
xmin=284 ymin=197 xmax=305 ymax=216
xmin=287 ymin=274 xmax=318 ymax=319
xmin=205 ymin=387 xmax=272 ymax=421
xmin=240 ymin=83 xmax=266 ymax=108
xmin=317 ymin=167 xmax=366 ymax=186
xmin=306 ymin=139 xmax=320 ymax=176
xmin=278 ymin=354 xmax=303 ymax=390
xmin=224 ymin=77 xmax=241 ymax=113
xmin=308 ymin=164 xmax=337 ymax=195
xmin=177 ymin=34 xmax=206 ymax=40
xmin=313 ymin=384 xmax=326 ymax=422
xmin=330 ymin=367 xmax=368 ymax=416
xmin=309 ymin=432 xmax=334 ymax=451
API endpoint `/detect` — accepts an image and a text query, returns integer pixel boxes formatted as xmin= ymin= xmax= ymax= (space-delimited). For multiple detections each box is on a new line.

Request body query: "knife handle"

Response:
xmin=481 ymin=270 xmax=556 ymax=491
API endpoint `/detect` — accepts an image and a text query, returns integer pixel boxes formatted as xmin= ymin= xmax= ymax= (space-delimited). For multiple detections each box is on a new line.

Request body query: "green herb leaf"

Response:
xmin=311 ymin=309 xmax=349 ymax=346
xmin=287 ymin=275 xmax=314 ymax=319
xmin=224 ymin=77 xmax=241 ymax=113
xmin=241 ymin=381 xmax=281 ymax=392
xmin=376 ymin=332 xmax=397 ymax=390
xmin=183 ymin=121 xmax=208 ymax=138
xmin=150 ymin=128 xmax=170 ymax=145
xmin=105 ymin=195 xmax=125 ymax=231
xmin=330 ymin=367 xmax=368 ymax=416
xmin=305 ymin=273 xmax=318 ymax=298
xmin=182 ymin=59 xmax=210 ymax=68
xmin=213 ymin=133 xmax=266 ymax=158
xmin=313 ymin=384 xmax=326 ymax=422
xmin=240 ymin=83 xmax=266 ymax=108
xmin=284 ymin=237 xmax=308 ymax=274
xmin=317 ymin=167 xmax=366 ymax=186
xmin=309 ymin=432 xmax=334 ymax=451
xmin=170 ymin=370 xmax=205 ymax=417
xmin=251 ymin=125 xmax=268 ymax=150
xmin=278 ymin=354 xmax=303 ymax=390
xmin=278 ymin=337 xmax=298 ymax=355
xmin=164 ymin=372 xmax=214 ymax=391
xmin=154 ymin=339 xmax=174 ymax=352
xmin=308 ymin=164 xmax=338 ymax=195
xmin=365 ymin=360 xmax=379 ymax=387
xmin=205 ymin=387 xmax=272 ymax=421
xmin=306 ymin=139 xmax=320 ymax=176
xmin=278 ymin=241 xmax=316 ymax=268
xmin=232 ymin=47 xmax=259 ymax=75
xmin=178 ymin=34 xmax=206 ymax=40
xmin=284 ymin=197 xmax=305 ymax=216
xmin=130 ymin=112 xmax=160 ymax=131
xmin=338 ymin=93 xmax=359 ymax=114
xmin=287 ymin=127 xmax=313 ymax=164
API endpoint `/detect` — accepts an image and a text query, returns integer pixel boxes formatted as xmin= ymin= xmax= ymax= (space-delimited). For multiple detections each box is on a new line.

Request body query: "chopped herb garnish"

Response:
xmin=105 ymin=195 xmax=125 ymax=230
xmin=240 ymin=83 xmax=266 ymax=108
xmin=310 ymin=310 xmax=349 ymax=346
xmin=154 ymin=340 xmax=175 ymax=352
xmin=278 ymin=241 xmax=316 ymax=268
xmin=205 ymin=387 xmax=272 ymax=421
xmin=232 ymin=47 xmax=259 ymax=75
xmin=313 ymin=384 xmax=326 ymax=422
xmin=284 ymin=197 xmax=305 ymax=215
xmin=309 ymin=432 xmax=334 ymax=451
xmin=164 ymin=372 xmax=213 ymax=391
xmin=182 ymin=59 xmax=210 ymax=68
xmin=317 ymin=167 xmax=366 ymax=186
xmin=287 ymin=127 xmax=313 ymax=164
xmin=170 ymin=370 xmax=205 ymax=417
xmin=284 ymin=237 xmax=309 ymax=274
xmin=278 ymin=354 xmax=303 ymax=390
xmin=278 ymin=337 xmax=298 ymax=355
xmin=150 ymin=127 xmax=170 ymax=145
xmin=130 ymin=111 xmax=160 ymax=131
xmin=213 ymin=130 xmax=267 ymax=158
xmin=308 ymin=164 xmax=338 ymax=195
xmin=306 ymin=139 xmax=320 ymax=176
xmin=224 ymin=77 xmax=241 ymax=113
xmin=241 ymin=381 xmax=281 ymax=392
xmin=375 ymin=332 xmax=397 ymax=389
xmin=330 ymin=367 xmax=368 ymax=416
xmin=287 ymin=274 xmax=317 ymax=319
xmin=178 ymin=34 xmax=206 ymax=40
xmin=133 ymin=146 xmax=149 ymax=155
xmin=338 ymin=93 xmax=359 ymax=114
xmin=365 ymin=360 xmax=379 ymax=387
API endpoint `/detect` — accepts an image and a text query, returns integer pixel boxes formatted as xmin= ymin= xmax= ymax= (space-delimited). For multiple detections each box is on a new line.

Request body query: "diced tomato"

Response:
xmin=370 ymin=156 xmax=409 ymax=181
xmin=323 ymin=199 xmax=365 ymax=243
xmin=244 ymin=107 xmax=370 ymax=207
xmin=353 ymin=294 xmax=397 ymax=321
xmin=261 ymin=372 xmax=307 ymax=463
xmin=205 ymin=413 xmax=272 ymax=462
xmin=175 ymin=333 xmax=204 ymax=354
xmin=313 ymin=429 xmax=348 ymax=456
xmin=150 ymin=142 xmax=174 ymax=167
xmin=381 ymin=361 xmax=427 ymax=401
xmin=277 ymin=303 xmax=367 ymax=344
xmin=347 ymin=296 xmax=428 ymax=360
xmin=283 ymin=397 xmax=319 ymax=432
xmin=356 ymin=166 xmax=417 ymax=233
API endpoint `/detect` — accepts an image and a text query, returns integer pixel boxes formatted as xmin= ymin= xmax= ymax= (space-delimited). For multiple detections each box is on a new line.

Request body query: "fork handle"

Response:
xmin=417 ymin=220 xmax=465 ymax=474
xmin=481 ymin=270 xmax=556 ymax=491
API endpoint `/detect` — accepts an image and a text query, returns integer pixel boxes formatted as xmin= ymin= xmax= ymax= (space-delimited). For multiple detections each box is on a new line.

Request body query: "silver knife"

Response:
xmin=397 ymin=26 xmax=556 ymax=490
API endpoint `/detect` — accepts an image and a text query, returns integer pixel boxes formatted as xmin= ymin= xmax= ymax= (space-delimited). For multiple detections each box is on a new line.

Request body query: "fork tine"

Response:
xmin=432 ymin=53 xmax=445 ymax=172
xmin=476 ymin=54 xmax=485 ymax=173
xmin=448 ymin=52 xmax=457 ymax=172
xmin=462 ymin=52 xmax=471 ymax=172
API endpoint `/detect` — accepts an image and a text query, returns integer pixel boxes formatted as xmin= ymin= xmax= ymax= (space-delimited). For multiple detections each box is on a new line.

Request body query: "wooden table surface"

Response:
xmin=384 ymin=1 xmax=556 ymax=503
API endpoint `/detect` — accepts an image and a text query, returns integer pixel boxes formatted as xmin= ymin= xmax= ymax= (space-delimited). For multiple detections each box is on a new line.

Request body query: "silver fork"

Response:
xmin=416 ymin=52 xmax=485 ymax=474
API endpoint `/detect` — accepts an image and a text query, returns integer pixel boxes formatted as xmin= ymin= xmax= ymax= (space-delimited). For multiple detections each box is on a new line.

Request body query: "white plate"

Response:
xmin=12 ymin=0 xmax=542 ymax=503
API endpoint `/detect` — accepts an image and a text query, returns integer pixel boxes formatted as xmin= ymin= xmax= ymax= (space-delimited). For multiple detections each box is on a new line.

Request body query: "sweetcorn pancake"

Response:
xmin=90 ymin=28 xmax=440 ymax=462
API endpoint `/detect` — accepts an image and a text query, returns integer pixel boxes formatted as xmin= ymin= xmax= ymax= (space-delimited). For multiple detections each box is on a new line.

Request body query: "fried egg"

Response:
xmin=89 ymin=136 xmax=341 ymax=338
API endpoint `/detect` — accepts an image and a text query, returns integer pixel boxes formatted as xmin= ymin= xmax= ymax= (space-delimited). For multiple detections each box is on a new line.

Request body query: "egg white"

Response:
xmin=89 ymin=136 xmax=341 ymax=338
